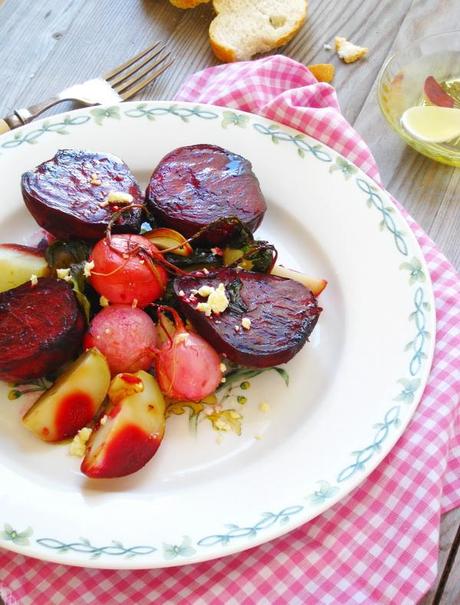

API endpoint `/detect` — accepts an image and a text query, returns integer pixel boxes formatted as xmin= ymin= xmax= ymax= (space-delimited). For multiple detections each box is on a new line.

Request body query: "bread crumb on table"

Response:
xmin=335 ymin=36 xmax=368 ymax=64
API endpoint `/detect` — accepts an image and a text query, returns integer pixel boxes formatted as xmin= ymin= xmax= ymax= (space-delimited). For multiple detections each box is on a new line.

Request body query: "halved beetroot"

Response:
xmin=173 ymin=268 xmax=321 ymax=368
xmin=21 ymin=149 xmax=144 ymax=241
xmin=0 ymin=277 xmax=85 ymax=382
xmin=146 ymin=144 xmax=267 ymax=241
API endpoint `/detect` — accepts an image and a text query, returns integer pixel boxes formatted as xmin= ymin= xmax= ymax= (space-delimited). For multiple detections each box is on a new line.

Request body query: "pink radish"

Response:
xmin=155 ymin=306 xmax=222 ymax=401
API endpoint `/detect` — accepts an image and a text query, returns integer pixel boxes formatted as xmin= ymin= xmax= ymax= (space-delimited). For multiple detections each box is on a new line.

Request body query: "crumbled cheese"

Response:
xmin=196 ymin=302 xmax=212 ymax=317
xmin=335 ymin=36 xmax=368 ymax=64
xmin=220 ymin=377 xmax=226 ymax=383
xmin=30 ymin=274 xmax=38 ymax=286
xmin=131 ymin=298 xmax=138 ymax=309
xmin=197 ymin=285 xmax=214 ymax=297
xmin=202 ymin=268 xmax=209 ymax=275
xmin=196 ymin=283 xmax=229 ymax=316
xmin=104 ymin=191 xmax=134 ymax=205
xmin=69 ymin=427 xmax=92 ymax=457
xmin=176 ymin=332 xmax=189 ymax=344
xmin=215 ymin=418 xmax=230 ymax=431
xmin=100 ymin=415 xmax=108 ymax=426
xmin=241 ymin=317 xmax=251 ymax=330
xmin=178 ymin=290 xmax=185 ymax=297
xmin=56 ymin=268 xmax=72 ymax=282
xmin=259 ymin=402 xmax=270 ymax=413
xmin=219 ymin=362 xmax=227 ymax=373
xmin=83 ymin=260 xmax=95 ymax=278
xmin=90 ymin=173 xmax=102 ymax=186
xmin=207 ymin=283 xmax=229 ymax=314
xmin=99 ymin=295 xmax=109 ymax=307
xmin=234 ymin=325 xmax=240 ymax=332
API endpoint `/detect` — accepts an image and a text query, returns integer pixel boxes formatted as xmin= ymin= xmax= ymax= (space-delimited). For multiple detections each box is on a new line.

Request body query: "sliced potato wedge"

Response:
xmin=22 ymin=348 xmax=110 ymax=442
xmin=81 ymin=371 xmax=165 ymax=478
xmin=0 ymin=243 xmax=49 ymax=292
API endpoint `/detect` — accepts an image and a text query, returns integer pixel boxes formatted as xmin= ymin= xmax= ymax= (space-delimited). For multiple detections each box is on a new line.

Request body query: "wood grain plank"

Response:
xmin=420 ymin=509 xmax=460 ymax=604
xmin=0 ymin=0 xmax=86 ymax=111
xmin=353 ymin=0 xmax=460 ymax=269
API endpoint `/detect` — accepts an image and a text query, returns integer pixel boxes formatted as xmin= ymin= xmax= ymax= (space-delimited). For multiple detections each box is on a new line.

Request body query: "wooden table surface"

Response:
xmin=0 ymin=0 xmax=458 ymax=603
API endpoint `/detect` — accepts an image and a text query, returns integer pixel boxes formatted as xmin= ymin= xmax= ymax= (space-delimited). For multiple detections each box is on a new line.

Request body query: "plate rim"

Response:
xmin=0 ymin=100 xmax=436 ymax=569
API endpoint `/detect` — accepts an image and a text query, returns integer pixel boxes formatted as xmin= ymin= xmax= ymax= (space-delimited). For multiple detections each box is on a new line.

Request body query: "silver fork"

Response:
xmin=0 ymin=42 xmax=173 ymax=133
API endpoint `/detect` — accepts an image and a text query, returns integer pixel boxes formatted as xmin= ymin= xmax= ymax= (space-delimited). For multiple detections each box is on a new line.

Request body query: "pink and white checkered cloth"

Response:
xmin=1 ymin=56 xmax=459 ymax=605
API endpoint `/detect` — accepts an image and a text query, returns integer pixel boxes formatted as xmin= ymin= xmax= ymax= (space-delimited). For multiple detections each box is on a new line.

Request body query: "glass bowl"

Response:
xmin=377 ymin=31 xmax=460 ymax=166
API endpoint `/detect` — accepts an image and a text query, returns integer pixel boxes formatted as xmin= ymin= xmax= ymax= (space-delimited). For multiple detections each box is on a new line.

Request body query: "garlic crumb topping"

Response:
xmin=196 ymin=283 xmax=229 ymax=316
xmin=196 ymin=302 xmax=212 ymax=317
xmin=335 ymin=36 xmax=368 ymax=63
xmin=101 ymin=191 xmax=134 ymax=207
xmin=176 ymin=332 xmax=189 ymax=344
xmin=56 ymin=268 xmax=72 ymax=282
xmin=83 ymin=260 xmax=95 ymax=278
xmin=69 ymin=427 xmax=92 ymax=457
xmin=241 ymin=317 xmax=251 ymax=330
xmin=197 ymin=285 xmax=214 ymax=297
xmin=30 ymin=274 xmax=38 ymax=286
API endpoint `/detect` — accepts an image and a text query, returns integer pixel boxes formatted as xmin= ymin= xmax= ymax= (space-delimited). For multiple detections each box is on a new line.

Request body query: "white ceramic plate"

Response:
xmin=0 ymin=102 xmax=435 ymax=569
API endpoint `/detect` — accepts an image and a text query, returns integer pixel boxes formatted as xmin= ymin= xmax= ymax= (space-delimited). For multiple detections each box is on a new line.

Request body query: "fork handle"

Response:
xmin=0 ymin=96 xmax=69 ymax=133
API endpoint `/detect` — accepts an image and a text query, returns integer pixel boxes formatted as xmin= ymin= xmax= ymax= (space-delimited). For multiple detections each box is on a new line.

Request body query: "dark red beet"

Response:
xmin=146 ymin=145 xmax=267 ymax=241
xmin=21 ymin=149 xmax=144 ymax=241
xmin=0 ymin=277 xmax=85 ymax=382
xmin=173 ymin=268 xmax=321 ymax=368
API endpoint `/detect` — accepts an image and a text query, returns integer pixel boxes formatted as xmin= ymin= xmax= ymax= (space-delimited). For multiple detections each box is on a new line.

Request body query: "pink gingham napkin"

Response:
xmin=1 ymin=56 xmax=459 ymax=605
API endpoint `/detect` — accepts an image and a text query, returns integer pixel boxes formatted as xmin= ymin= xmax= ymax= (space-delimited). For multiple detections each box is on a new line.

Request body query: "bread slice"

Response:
xmin=210 ymin=0 xmax=307 ymax=62
xmin=169 ymin=0 xmax=210 ymax=8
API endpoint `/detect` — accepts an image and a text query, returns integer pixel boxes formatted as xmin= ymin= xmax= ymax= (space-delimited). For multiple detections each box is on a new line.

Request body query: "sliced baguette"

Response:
xmin=210 ymin=0 xmax=307 ymax=62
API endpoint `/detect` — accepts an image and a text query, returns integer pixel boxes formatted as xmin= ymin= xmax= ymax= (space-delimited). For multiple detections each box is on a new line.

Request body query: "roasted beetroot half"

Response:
xmin=173 ymin=268 xmax=321 ymax=368
xmin=146 ymin=144 xmax=267 ymax=242
xmin=0 ymin=277 xmax=85 ymax=382
xmin=21 ymin=149 xmax=144 ymax=241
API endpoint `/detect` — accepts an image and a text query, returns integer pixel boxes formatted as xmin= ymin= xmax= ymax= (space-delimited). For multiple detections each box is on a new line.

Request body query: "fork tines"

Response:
xmin=105 ymin=42 xmax=173 ymax=100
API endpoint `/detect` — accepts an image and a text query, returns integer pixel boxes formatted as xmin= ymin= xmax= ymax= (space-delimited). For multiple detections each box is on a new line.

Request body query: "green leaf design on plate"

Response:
xmin=400 ymin=257 xmax=426 ymax=285
xmin=91 ymin=106 xmax=121 ymax=125
xmin=163 ymin=536 xmax=196 ymax=560
xmin=329 ymin=156 xmax=357 ymax=178
xmin=0 ymin=524 xmax=33 ymax=546
xmin=221 ymin=111 xmax=250 ymax=129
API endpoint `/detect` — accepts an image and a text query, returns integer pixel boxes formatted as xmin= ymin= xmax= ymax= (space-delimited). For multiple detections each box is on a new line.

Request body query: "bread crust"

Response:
xmin=169 ymin=0 xmax=210 ymax=8
xmin=209 ymin=1 xmax=307 ymax=62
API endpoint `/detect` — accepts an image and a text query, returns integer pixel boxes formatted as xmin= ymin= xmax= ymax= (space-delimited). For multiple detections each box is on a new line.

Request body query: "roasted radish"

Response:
xmin=22 ymin=348 xmax=110 ymax=442
xmin=155 ymin=307 xmax=222 ymax=401
xmin=0 ymin=243 xmax=49 ymax=293
xmin=21 ymin=149 xmax=144 ymax=241
xmin=174 ymin=268 xmax=322 ymax=368
xmin=146 ymin=144 xmax=267 ymax=240
xmin=0 ymin=277 xmax=85 ymax=382
xmin=81 ymin=371 xmax=165 ymax=478
xmin=89 ymin=234 xmax=168 ymax=307
xmin=84 ymin=305 xmax=157 ymax=375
